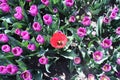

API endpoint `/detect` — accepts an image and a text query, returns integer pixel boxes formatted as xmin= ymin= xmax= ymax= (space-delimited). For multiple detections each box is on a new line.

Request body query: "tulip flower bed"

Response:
xmin=0 ymin=0 xmax=120 ymax=80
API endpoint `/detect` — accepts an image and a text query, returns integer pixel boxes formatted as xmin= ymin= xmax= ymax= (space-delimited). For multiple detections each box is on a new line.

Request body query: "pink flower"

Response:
xmin=15 ymin=28 xmax=21 ymax=35
xmin=100 ymin=38 xmax=112 ymax=49
xmin=29 ymin=5 xmax=38 ymax=16
xmin=15 ymin=6 xmax=22 ymax=13
xmin=0 ymin=0 xmax=7 ymax=3
xmin=12 ymin=46 xmax=23 ymax=56
xmin=27 ymin=43 xmax=36 ymax=51
xmin=0 ymin=3 xmax=10 ymax=13
xmin=73 ymin=57 xmax=81 ymax=64
xmin=43 ymin=14 xmax=52 ymax=25
xmin=39 ymin=56 xmax=48 ymax=65
xmin=77 ymin=27 xmax=87 ymax=37
xmin=82 ymin=16 xmax=91 ymax=26
xmin=112 ymin=6 xmax=119 ymax=13
xmin=65 ymin=0 xmax=74 ymax=7
xmin=32 ymin=22 xmax=42 ymax=32
xmin=110 ymin=12 xmax=117 ymax=19
xmin=26 ymin=0 xmax=31 ymax=2
xmin=103 ymin=17 xmax=110 ymax=24
xmin=116 ymin=27 xmax=120 ymax=35
xmin=0 ymin=66 xmax=7 ymax=74
xmin=6 ymin=64 xmax=18 ymax=75
xmin=102 ymin=64 xmax=111 ymax=72
xmin=1 ymin=44 xmax=10 ymax=53
xmin=69 ymin=16 xmax=76 ymax=22
xmin=21 ymin=31 xmax=30 ymax=40
xmin=53 ymin=8 xmax=58 ymax=13
xmin=93 ymin=51 xmax=103 ymax=61
xmin=14 ymin=12 xmax=23 ymax=20
xmin=0 ymin=34 xmax=9 ymax=43
xmin=21 ymin=70 xmax=32 ymax=80
xmin=116 ymin=58 xmax=120 ymax=65
xmin=36 ymin=34 xmax=44 ymax=44
xmin=88 ymin=74 xmax=95 ymax=80
xmin=52 ymin=77 xmax=59 ymax=80
xmin=41 ymin=0 xmax=49 ymax=6
xmin=100 ymin=75 xmax=110 ymax=80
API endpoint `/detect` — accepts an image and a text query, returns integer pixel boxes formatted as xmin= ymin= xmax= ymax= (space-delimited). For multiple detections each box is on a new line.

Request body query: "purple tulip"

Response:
xmin=100 ymin=38 xmax=112 ymax=49
xmin=29 ymin=5 xmax=38 ymax=16
xmin=6 ymin=64 xmax=18 ymax=75
xmin=88 ymin=74 xmax=95 ymax=80
xmin=0 ymin=66 xmax=7 ymax=74
xmin=116 ymin=71 xmax=120 ymax=78
xmin=93 ymin=51 xmax=103 ymax=61
xmin=27 ymin=43 xmax=36 ymax=51
xmin=53 ymin=8 xmax=58 ymax=13
xmin=43 ymin=14 xmax=52 ymax=25
xmin=65 ymin=0 xmax=74 ymax=7
xmin=39 ymin=56 xmax=48 ymax=65
xmin=32 ymin=22 xmax=42 ymax=32
xmin=116 ymin=27 xmax=120 ymax=35
xmin=1 ymin=44 xmax=10 ymax=53
xmin=73 ymin=57 xmax=81 ymax=64
xmin=100 ymin=75 xmax=110 ymax=80
xmin=12 ymin=46 xmax=23 ymax=56
xmin=15 ymin=6 xmax=22 ymax=13
xmin=112 ymin=6 xmax=119 ymax=13
xmin=36 ymin=34 xmax=44 ymax=44
xmin=116 ymin=58 xmax=120 ymax=65
xmin=41 ymin=0 xmax=49 ymax=6
xmin=110 ymin=12 xmax=117 ymax=19
xmin=0 ymin=0 xmax=7 ymax=3
xmin=52 ymin=77 xmax=59 ymax=80
xmin=21 ymin=31 xmax=30 ymax=40
xmin=69 ymin=16 xmax=76 ymax=23
xmin=21 ymin=70 xmax=32 ymax=80
xmin=82 ymin=16 xmax=91 ymax=26
xmin=103 ymin=17 xmax=110 ymax=24
xmin=102 ymin=64 xmax=111 ymax=72
xmin=0 ymin=34 xmax=9 ymax=43
xmin=77 ymin=27 xmax=87 ymax=37
xmin=26 ymin=0 xmax=31 ymax=2
xmin=0 ymin=3 xmax=10 ymax=13
xmin=14 ymin=12 xmax=23 ymax=20
xmin=15 ymin=28 xmax=21 ymax=35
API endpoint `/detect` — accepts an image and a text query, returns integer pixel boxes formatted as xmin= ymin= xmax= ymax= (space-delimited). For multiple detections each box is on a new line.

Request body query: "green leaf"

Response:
xmin=45 ymin=64 xmax=51 ymax=73
xmin=16 ymin=60 xmax=27 ymax=71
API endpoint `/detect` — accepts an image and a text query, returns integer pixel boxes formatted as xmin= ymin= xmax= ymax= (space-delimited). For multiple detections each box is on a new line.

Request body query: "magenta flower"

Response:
xmin=116 ymin=58 xmax=120 ymax=65
xmin=6 ymin=64 xmax=18 ymax=75
xmin=82 ymin=16 xmax=91 ymax=26
xmin=14 ymin=12 xmax=23 ymax=20
xmin=100 ymin=75 xmax=110 ymax=80
xmin=52 ymin=77 xmax=59 ymax=80
xmin=53 ymin=8 xmax=58 ymax=13
xmin=88 ymin=74 xmax=95 ymax=80
xmin=0 ymin=3 xmax=10 ymax=13
xmin=27 ymin=43 xmax=36 ymax=51
xmin=32 ymin=22 xmax=42 ymax=32
xmin=100 ymin=38 xmax=112 ymax=49
xmin=69 ymin=16 xmax=76 ymax=23
xmin=116 ymin=27 xmax=120 ymax=35
xmin=0 ymin=66 xmax=7 ymax=74
xmin=26 ymin=0 xmax=31 ymax=2
xmin=15 ymin=28 xmax=21 ymax=35
xmin=103 ymin=17 xmax=110 ymax=24
xmin=112 ymin=6 xmax=119 ymax=13
xmin=39 ymin=56 xmax=48 ymax=65
xmin=0 ymin=0 xmax=7 ymax=3
xmin=29 ymin=5 xmax=38 ymax=16
xmin=73 ymin=57 xmax=81 ymax=64
xmin=102 ymin=64 xmax=111 ymax=72
xmin=43 ymin=14 xmax=52 ymax=25
xmin=110 ymin=12 xmax=117 ymax=19
xmin=15 ymin=6 xmax=22 ymax=13
xmin=12 ymin=46 xmax=23 ymax=56
xmin=77 ymin=27 xmax=87 ymax=37
xmin=65 ymin=0 xmax=74 ymax=7
xmin=0 ymin=34 xmax=9 ymax=43
xmin=41 ymin=0 xmax=49 ymax=6
xmin=21 ymin=70 xmax=32 ymax=80
xmin=21 ymin=31 xmax=30 ymax=40
xmin=1 ymin=44 xmax=10 ymax=53
xmin=36 ymin=34 xmax=44 ymax=44
xmin=93 ymin=51 xmax=103 ymax=61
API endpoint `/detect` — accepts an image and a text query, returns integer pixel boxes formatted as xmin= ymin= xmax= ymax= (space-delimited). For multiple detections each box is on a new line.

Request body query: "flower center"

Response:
xmin=57 ymin=40 xmax=63 ymax=46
